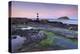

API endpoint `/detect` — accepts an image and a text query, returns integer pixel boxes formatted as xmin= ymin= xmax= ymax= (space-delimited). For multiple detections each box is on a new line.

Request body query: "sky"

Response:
xmin=11 ymin=1 xmax=78 ymax=19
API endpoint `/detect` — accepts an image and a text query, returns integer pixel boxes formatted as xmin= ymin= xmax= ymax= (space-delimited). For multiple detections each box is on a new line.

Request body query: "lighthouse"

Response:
xmin=36 ymin=13 xmax=39 ymax=21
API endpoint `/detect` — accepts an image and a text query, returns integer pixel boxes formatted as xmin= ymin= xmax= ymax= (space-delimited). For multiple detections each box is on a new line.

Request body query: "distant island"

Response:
xmin=58 ymin=16 xmax=70 ymax=20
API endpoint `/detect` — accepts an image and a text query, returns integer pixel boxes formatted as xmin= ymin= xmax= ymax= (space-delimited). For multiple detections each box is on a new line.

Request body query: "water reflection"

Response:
xmin=11 ymin=35 xmax=26 ymax=52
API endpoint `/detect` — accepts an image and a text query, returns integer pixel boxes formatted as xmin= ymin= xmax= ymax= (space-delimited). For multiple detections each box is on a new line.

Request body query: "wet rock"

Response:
xmin=24 ymin=30 xmax=47 ymax=44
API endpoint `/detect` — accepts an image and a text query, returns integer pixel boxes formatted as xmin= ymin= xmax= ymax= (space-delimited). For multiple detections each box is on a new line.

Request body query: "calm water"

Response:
xmin=11 ymin=35 xmax=26 ymax=52
xmin=49 ymin=19 xmax=78 ymax=24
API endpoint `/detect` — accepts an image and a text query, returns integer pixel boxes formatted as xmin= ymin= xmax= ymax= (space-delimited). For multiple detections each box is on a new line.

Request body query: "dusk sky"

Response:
xmin=11 ymin=1 xmax=78 ymax=19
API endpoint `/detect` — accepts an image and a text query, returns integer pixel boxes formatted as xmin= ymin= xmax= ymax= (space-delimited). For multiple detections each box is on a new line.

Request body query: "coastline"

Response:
xmin=10 ymin=18 xmax=78 ymax=52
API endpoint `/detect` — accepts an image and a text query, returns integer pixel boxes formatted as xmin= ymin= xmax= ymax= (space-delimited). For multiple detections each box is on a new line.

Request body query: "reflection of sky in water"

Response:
xmin=11 ymin=35 xmax=26 ymax=52
xmin=54 ymin=37 xmax=77 ymax=49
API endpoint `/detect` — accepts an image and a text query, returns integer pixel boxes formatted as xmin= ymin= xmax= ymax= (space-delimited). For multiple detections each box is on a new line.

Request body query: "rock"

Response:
xmin=58 ymin=16 xmax=70 ymax=20
xmin=26 ymin=31 xmax=46 ymax=43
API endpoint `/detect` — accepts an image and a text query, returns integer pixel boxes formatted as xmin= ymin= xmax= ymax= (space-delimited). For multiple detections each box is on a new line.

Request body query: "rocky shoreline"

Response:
xmin=10 ymin=18 xmax=78 ymax=53
xmin=10 ymin=18 xmax=78 ymax=31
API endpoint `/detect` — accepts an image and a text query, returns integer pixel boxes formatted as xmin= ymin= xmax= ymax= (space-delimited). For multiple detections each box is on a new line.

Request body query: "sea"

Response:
xmin=48 ymin=19 xmax=78 ymax=24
